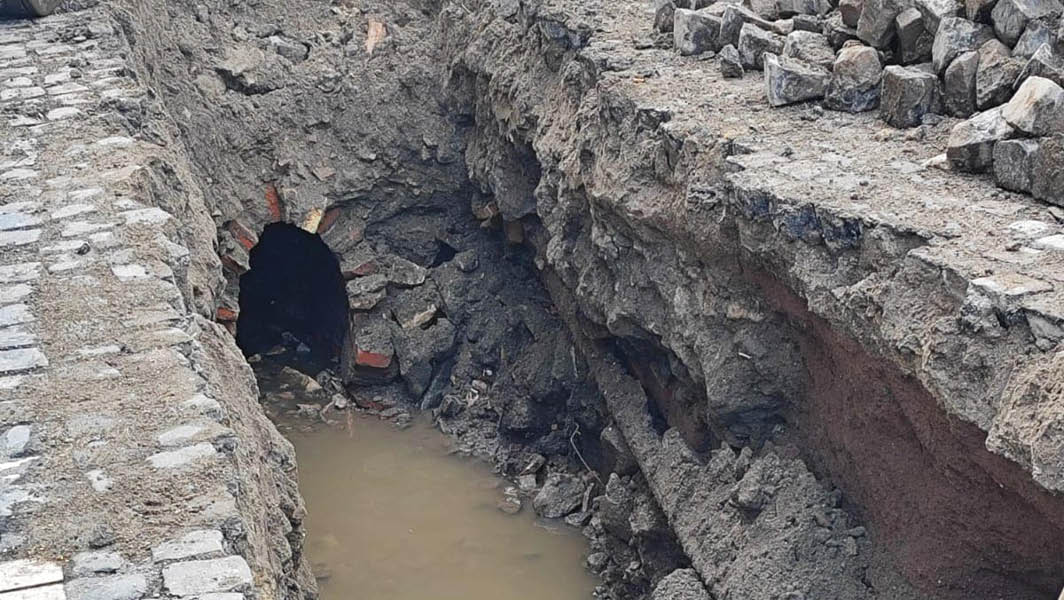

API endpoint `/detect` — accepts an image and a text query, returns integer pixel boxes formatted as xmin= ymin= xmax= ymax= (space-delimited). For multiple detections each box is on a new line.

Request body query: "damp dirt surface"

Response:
xmin=257 ymin=361 xmax=599 ymax=600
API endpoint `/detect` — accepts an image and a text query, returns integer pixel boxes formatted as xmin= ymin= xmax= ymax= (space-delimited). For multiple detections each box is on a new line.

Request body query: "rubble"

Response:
xmin=943 ymin=50 xmax=979 ymax=116
xmin=825 ymin=44 xmax=884 ymax=111
xmin=719 ymin=43 xmax=745 ymax=77
xmin=992 ymin=137 xmax=1041 ymax=191
xmin=674 ymin=9 xmax=723 ymax=55
xmin=880 ymin=64 xmax=944 ymax=126
xmin=946 ymin=106 xmax=1017 ymax=171
xmin=1002 ymin=75 xmax=1064 ymax=134
xmin=738 ymin=22 xmax=786 ymax=68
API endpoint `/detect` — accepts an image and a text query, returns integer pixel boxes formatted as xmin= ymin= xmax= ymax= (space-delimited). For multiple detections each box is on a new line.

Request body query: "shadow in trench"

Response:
xmin=235 ymin=223 xmax=349 ymax=366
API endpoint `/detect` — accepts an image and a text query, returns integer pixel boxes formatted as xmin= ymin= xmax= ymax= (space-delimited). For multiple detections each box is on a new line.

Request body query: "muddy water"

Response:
xmin=274 ymin=412 xmax=599 ymax=600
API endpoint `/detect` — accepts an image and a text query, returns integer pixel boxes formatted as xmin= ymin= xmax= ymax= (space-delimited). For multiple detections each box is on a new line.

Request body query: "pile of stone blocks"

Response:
xmin=655 ymin=0 xmax=1064 ymax=206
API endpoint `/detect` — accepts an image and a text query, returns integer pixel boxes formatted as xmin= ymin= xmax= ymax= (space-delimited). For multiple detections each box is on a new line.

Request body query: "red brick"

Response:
xmin=226 ymin=220 xmax=258 ymax=251
xmin=264 ymin=183 xmax=283 ymax=222
xmin=317 ymin=207 xmax=341 ymax=234
xmin=355 ymin=349 xmax=392 ymax=369
xmin=216 ymin=306 xmax=239 ymax=322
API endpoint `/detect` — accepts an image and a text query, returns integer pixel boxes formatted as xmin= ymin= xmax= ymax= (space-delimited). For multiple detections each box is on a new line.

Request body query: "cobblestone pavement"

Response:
xmin=0 ymin=10 xmax=280 ymax=600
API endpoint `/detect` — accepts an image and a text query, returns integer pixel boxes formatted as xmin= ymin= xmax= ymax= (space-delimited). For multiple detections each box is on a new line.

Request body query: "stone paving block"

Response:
xmin=0 ymin=348 xmax=48 ymax=374
xmin=0 ymin=305 xmax=35 ymax=328
xmin=147 ymin=442 xmax=218 ymax=469
xmin=152 ymin=530 xmax=225 ymax=562
xmin=120 ymin=208 xmax=170 ymax=225
xmin=162 ymin=557 xmax=252 ymax=596
xmin=0 ymin=583 xmax=67 ymax=600
xmin=0 ymin=264 xmax=40 ymax=284
xmin=0 ymin=213 xmax=42 ymax=231
xmin=0 ymin=560 xmax=63 ymax=593
xmin=0 ymin=284 xmax=32 ymax=304
xmin=0 ymin=326 xmax=36 ymax=350
xmin=69 ymin=552 xmax=127 ymax=578
xmin=64 ymin=574 xmax=146 ymax=600
xmin=51 ymin=204 xmax=96 ymax=220
xmin=0 ymin=230 xmax=41 ymax=248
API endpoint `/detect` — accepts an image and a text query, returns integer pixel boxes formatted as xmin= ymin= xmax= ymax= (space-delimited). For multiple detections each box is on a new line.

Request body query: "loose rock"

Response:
xmin=782 ymin=30 xmax=836 ymax=68
xmin=896 ymin=8 xmax=934 ymax=64
xmin=881 ymin=64 xmax=944 ymax=126
xmin=764 ymin=53 xmax=831 ymax=105
xmin=824 ymin=44 xmax=884 ymax=111
xmin=1016 ymin=43 xmax=1064 ymax=88
xmin=720 ymin=44 xmax=745 ymax=77
xmin=946 ymin=106 xmax=1016 ymax=171
xmin=738 ymin=22 xmax=786 ymax=69
xmin=650 ymin=569 xmax=712 ymax=600
xmin=932 ymin=16 xmax=993 ymax=74
xmin=993 ymin=137 xmax=1041 ymax=191
xmin=532 ymin=473 xmax=586 ymax=518
xmin=991 ymin=0 xmax=1063 ymax=46
xmin=975 ymin=41 xmax=1024 ymax=109
xmin=674 ymin=9 xmax=723 ymax=55
xmin=857 ymin=0 xmax=906 ymax=47
xmin=943 ymin=50 xmax=979 ymax=116
xmin=1031 ymin=134 xmax=1064 ymax=205
xmin=1002 ymin=75 xmax=1064 ymax=134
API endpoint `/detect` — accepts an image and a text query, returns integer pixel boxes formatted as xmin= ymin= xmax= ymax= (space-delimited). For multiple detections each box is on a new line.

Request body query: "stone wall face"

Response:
xmin=0 ymin=8 xmax=314 ymax=600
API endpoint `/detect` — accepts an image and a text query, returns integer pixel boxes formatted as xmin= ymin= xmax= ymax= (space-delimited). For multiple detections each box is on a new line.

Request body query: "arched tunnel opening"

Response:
xmin=235 ymin=223 xmax=349 ymax=366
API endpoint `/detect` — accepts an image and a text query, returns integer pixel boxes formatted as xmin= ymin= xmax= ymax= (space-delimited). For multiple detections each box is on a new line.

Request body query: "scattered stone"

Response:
xmin=881 ymin=65 xmax=944 ymax=127
xmin=976 ymin=40 xmax=1024 ymax=109
xmin=916 ymin=0 xmax=963 ymax=34
xmin=823 ymin=12 xmax=860 ymax=47
xmin=87 ymin=523 xmax=116 ymax=549
xmin=991 ymin=0 xmax=1063 ymax=46
xmin=650 ymin=569 xmax=712 ymax=600
xmin=279 ymin=366 xmax=323 ymax=393
xmin=966 ymin=0 xmax=997 ymax=20
xmin=932 ymin=17 xmax=993 ymax=74
xmin=518 ymin=473 xmax=539 ymax=491
xmin=720 ymin=44 xmax=745 ymax=77
xmin=3 ymin=425 xmax=30 ymax=457
xmin=1031 ymin=134 xmax=1064 ymax=205
xmin=71 ymin=551 xmax=128 ymax=577
xmin=385 ymin=256 xmax=428 ymax=287
xmin=532 ymin=473 xmax=585 ymax=518
xmin=1016 ymin=43 xmax=1064 ymax=89
xmin=65 ymin=574 xmax=147 ymax=600
xmin=146 ymin=443 xmax=218 ymax=469
xmin=162 ymin=556 xmax=253 ymax=596
xmin=85 ymin=469 xmax=113 ymax=493
xmin=720 ymin=6 xmax=745 ymax=47
xmin=674 ymin=9 xmax=722 ymax=55
xmin=793 ymin=14 xmax=822 ymax=31
xmin=857 ymin=0 xmax=905 ymax=47
xmin=1002 ymin=75 xmax=1064 ymax=134
xmin=840 ymin=0 xmax=864 ymax=26
xmin=944 ymin=50 xmax=980 ymax=116
xmin=1013 ymin=18 xmax=1054 ymax=58
xmin=655 ymin=0 xmax=676 ymax=33
xmin=782 ymin=30 xmax=835 ymax=68
xmin=152 ymin=529 xmax=225 ymax=562
xmin=738 ymin=23 xmax=786 ymax=69
xmin=993 ymin=137 xmax=1041 ymax=191
xmin=896 ymin=8 xmax=934 ymax=64
xmin=764 ymin=53 xmax=830 ymax=105
xmin=825 ymin=44 xmax=884 ymax=111
xmin=946 ymin=106 xmax=1016 ymax=171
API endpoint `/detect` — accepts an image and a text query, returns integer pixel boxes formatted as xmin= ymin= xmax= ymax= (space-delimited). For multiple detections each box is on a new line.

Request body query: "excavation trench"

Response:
xmin=111 ymin=0 xmax=1064 ymax=596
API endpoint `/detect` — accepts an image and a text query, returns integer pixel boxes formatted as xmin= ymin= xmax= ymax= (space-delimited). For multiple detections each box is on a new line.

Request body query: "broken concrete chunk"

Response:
xmin=946 ymin=106 xmax=1016 ymax=171
xmin=881 ymin=64 xmax=944 ymax=126
xmin=674 ymin=9 xmax=723 ymax=55
xmin=738 ymin=22 xmax=786 ymax=68
xmin=991 ymin=0 xmax=1062 ymax=46
xmin=857 ymin=0 xmax=905 ymax=47
xmin=720 ymin=43 xmax=746 ymax=77
xmin=793 ymin=13 xmax=822 ymax=31
xmin=782 ymin=30 xmax=836 ymax=68
xmin=825 ymin=44 xmax=884 ymax=111
xmin=896 ymin=8 xmax=935 ymax=63
xmin=993 ymin=137 xmax=1041 ymax=191
xmin=1002 ymin=75 xmax=1064 ymax=134
xmin=932 ymin=16 xmax=993 ymax=74
xmin=764 ymin=52 xmax=831 ymax=105
xmin=976 ymin=41 xmax=1024 ymax=108
xmin=385 ymin=256 xmax=428 ymax=287
xmin=1031 ymin=134 xmax=1064 ymax=206
xmin=944 ymin=50 xmax=979 ymax=115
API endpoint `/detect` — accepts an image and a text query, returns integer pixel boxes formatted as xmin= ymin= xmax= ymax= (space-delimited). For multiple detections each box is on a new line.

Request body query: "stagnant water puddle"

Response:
xmin=257 ymin=359 xmax=598 ymax=600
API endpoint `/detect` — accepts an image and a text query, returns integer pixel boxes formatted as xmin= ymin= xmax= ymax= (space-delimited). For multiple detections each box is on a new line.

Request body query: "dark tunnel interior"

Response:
xmin=235 ymin=223 xmax=349 ymax=364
